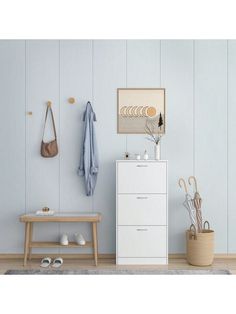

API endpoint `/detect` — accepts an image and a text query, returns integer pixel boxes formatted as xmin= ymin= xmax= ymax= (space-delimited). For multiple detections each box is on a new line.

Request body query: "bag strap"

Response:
xmin=42 ymin=105 xmax=57 ymax=140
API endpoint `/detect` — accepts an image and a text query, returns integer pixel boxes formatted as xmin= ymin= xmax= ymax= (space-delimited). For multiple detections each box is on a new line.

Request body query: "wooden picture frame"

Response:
xmin=117 ymin=88 xmax=166 ymax=134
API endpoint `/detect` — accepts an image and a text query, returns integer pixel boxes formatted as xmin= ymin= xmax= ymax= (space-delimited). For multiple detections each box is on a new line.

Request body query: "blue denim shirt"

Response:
xmin=78 ymin=102 xmax=99 ymax=196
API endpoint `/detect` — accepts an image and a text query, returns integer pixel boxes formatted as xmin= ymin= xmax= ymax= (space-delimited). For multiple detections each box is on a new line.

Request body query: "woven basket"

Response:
xmin=186 ymin=221 xmax=214 ymax=266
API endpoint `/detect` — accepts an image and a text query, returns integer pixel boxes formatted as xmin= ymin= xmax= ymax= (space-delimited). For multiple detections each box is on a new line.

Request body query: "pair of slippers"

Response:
xmin=40 ymin=257 xmax=63 ymax=268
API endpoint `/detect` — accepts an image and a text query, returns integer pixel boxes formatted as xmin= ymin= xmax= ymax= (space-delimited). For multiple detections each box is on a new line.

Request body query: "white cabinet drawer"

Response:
xmin=117 ymin=226 xmax=167 ymax=258
xmin=117 ymin=194 xmax=166 ymax=225
xmin=117 ymin=162 xmax=166 ymax=194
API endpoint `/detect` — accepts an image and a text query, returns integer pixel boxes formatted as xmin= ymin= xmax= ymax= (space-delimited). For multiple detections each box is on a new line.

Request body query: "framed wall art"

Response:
xmin=117 ymin=88 xmax=166 ymax=134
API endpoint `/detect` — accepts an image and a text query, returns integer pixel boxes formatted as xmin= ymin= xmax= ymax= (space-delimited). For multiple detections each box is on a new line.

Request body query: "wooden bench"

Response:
xmin=20 ymin=212 xmax=101 ymax=266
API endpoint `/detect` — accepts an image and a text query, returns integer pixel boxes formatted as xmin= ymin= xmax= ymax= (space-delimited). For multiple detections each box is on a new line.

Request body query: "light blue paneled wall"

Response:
xmin=93 ymin=40 xmax=126 ymax=253
xmin=26 ymin=41 xmax=60 ymax=253
xmin=228 ymin=41 xmax=236 ymax=253
xmin=0 ymin=41 xmax=26 ymax=253
xmin=126 ymin=40 xmax=161 ymax=157
xmin=59 ymin=40 xmax=93 ymax=253
xmin=161 ymin=40 xmax=194 ymax=253
xmin=0 ymin=40 xmax=235 ymax=254
xmin=194 ymin=41 xmax=228 ymax=253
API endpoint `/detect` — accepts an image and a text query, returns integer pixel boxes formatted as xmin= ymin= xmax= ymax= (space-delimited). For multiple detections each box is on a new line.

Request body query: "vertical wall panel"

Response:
xmin=26 ymin=41 xmax=60 ymax=249
xmin=127 ymin=40 xmax=160 ymax=87
xmin=126 ymin=40 xmax=161 ymax=157
xmin=0 ymin=41 xmax=25 ymax=252
xmin=161 ymin=40 xmax=194 ymax=253
xmin=93 ymin=40 xmax=126 ymax=253
xmin=59 ymin=40 xmax=93 ymax=252
xmin=228 ymin=40 xmax=236 ymax=253
xmin=195 ymin=40 xmax=227 ymax=253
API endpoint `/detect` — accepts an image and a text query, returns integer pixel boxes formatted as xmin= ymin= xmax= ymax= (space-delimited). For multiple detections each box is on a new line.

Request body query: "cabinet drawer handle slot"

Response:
xmin=136 ymin=165 xmax=148 ymax=167
xmin=136 ymin=197 xmax=148 ymax=199
xmin=136 ymin=228 xmax=148 ymax=231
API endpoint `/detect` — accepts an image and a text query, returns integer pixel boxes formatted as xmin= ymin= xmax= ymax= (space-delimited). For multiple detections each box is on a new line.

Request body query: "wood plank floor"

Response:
xmin=0 ymin=258 xmax=236 ymax=274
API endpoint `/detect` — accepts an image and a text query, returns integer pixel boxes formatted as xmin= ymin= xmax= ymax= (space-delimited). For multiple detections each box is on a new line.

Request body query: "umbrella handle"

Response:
xmin=203 ymin=221 xmax=210 ymax=230
xmin=188 ymin=176 xmax=198 ymax=193
xmin=189 ymin=224 xmax=197 ymax=240
xmin=178 ymin=178 xmax=188 ymax=193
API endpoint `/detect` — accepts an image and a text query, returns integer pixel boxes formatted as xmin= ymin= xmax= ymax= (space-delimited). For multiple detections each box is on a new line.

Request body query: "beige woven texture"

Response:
xmin=186 ymin=230 xmax=214 ymax=266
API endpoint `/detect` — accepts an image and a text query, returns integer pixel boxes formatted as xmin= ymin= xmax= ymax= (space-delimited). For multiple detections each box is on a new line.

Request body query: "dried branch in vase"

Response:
xmin=145 ymin=118 xmax=162 ymax=145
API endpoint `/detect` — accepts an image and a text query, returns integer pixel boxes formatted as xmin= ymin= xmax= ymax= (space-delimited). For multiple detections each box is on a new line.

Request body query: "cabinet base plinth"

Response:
xmin=116 ymin=257 xmax=168 ymax=265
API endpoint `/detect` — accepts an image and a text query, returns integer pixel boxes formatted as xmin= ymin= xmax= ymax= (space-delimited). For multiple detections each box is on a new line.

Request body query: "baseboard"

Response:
xmin=168 ymin=254 xmax=186 ymax=259
xmin=1 ymin=253 xmax=236 ymax=260
xmin=210 ymin=254 xmax=236 ymax=259
xmin=169 ymin=253 xmax=236 ymax=259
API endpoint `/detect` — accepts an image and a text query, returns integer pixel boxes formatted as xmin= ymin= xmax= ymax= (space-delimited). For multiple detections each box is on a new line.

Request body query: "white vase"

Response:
xmin=143 ymin=150 xmax=149 ymax=160
xmin=154 ymin=144 xmax=161 ymax=160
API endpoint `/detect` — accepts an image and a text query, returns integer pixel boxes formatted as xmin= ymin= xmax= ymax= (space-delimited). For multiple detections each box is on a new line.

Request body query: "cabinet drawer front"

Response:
xmin=117 ymin=162 xmax=166 ymax=193
xmin=117 ymin=226 xmax=167 ymax=258
xmin=117 ymin=194 xmax=166 ymax=225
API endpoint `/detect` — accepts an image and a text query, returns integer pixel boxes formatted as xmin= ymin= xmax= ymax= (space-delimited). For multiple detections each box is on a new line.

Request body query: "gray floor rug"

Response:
xmin=5 ymin=269 xmax=231 ymax=275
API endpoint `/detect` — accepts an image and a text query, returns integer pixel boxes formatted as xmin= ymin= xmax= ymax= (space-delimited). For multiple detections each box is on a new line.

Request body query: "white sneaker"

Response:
xmin=74 ymin=233 xmax=86 ymax=246
xmin=60 ymin=234 xmax=69 ymax=246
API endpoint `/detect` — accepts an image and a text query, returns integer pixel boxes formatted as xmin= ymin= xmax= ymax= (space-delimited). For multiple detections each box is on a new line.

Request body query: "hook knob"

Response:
xmin=68 ymin=97 xmax=75 ymax=104
xmin=47 ymin=101 xmax=52 ymax=107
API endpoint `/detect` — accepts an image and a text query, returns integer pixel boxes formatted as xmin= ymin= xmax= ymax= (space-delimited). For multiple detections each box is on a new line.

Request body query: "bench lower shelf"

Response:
xmin=29 ymin=241 xmax=93 ymax=248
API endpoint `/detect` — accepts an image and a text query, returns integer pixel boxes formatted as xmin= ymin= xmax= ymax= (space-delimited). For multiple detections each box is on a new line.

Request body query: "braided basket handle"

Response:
xmin=189 ymin=224 xmax=197 ymax=240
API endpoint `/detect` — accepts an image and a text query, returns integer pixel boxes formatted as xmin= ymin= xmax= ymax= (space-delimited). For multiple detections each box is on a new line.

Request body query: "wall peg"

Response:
xmin=47 ymin=101 xmax=52 ymax=107
xmin=68 ymin=97 xmax=76 ymax=104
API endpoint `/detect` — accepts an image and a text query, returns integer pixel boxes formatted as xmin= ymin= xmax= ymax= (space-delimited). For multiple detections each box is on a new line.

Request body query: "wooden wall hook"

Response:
xmin=47 ymin=101 xmax=52 ymax=107
xmin=68 ymin=97 xmax=76 ymax=104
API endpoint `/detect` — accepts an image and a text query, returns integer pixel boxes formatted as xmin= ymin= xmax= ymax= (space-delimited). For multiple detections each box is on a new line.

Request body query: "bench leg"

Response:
xmin=29 ymin=223 xmax=33 ymax=260
xmin=92 ymin=222 xmax=98 ymax=266
xmin=23 ymin=222 xmax=30 ymax=266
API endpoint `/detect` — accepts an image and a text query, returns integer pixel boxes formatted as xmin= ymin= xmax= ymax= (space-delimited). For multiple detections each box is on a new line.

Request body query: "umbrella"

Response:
xmin=179 ymin=178 xmax=197 ymax=229
xmin=188 ymin=176 xmax=202 ymax=232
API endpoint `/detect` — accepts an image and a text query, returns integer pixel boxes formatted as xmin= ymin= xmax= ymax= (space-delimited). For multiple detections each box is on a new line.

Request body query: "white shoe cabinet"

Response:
xmin=116 ymin=160 xmax=168 ymax=265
